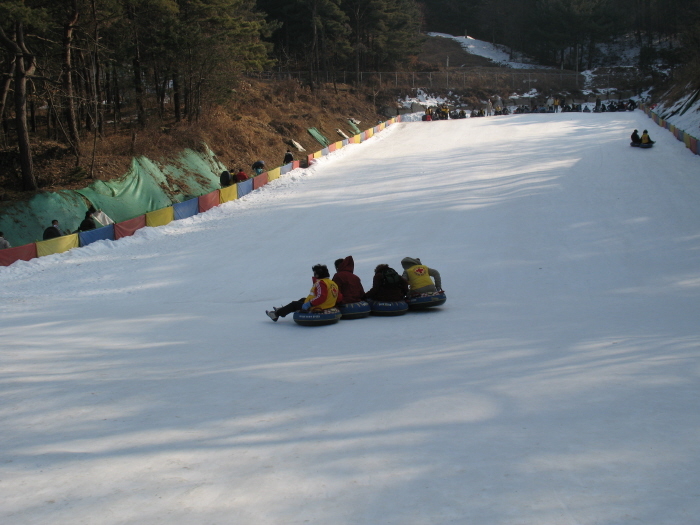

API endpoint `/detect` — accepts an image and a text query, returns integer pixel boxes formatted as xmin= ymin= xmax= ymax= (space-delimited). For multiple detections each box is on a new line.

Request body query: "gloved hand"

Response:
xmin=301 ymin=302 xmax=312 ymax=311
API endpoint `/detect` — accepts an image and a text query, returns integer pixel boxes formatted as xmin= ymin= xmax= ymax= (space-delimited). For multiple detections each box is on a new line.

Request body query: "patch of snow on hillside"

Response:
xmin=428 ymin=32 xmax=544 ymax=69
xmin=653 ymin=89 xmax=700 ymax=136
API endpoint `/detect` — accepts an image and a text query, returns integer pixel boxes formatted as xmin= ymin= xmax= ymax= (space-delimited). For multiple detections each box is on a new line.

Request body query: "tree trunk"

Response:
xmin=127 ymin=4 xmax=146 ymax=128
xmin=0 ymin=58 xmax=15 ymax=132
xmin=63 ymin=0 xmax=81 ymax=161
xmin=91 ymin=0 xmax=103 ymax=136
xmin=0 ymin=22 xmax=38 ymax=191
xmin=173 ymin=70 xmax=181 ymax=122
xmin=14 ymin=34 xmax=37 ymax=190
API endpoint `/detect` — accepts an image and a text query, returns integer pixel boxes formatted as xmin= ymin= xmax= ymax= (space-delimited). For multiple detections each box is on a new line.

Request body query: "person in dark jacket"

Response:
xmin=43 ymin=220 xmax=63 ymax=240
xmin=283 ymin=150 xmax=294 ymax=164
xmin=78 ymin=211 xmax=97 ymax=232
xmin=333 ymin=256 xmax=365 ymax=304
xmin=220 ymin=170 xmax=233 ymax=187
xmin=251 ymin=160 xmax=266 ymax=175
xmin=631 ymin=129 xmax=642 ymax=145
xmin=365 ymin=264 xmax=408 ymax=302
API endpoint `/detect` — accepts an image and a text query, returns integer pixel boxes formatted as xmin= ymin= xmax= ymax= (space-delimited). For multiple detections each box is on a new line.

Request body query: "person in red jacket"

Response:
xmin=266 ymin=264 xmax=342 ymax=322
xmin=333 ymin=256 xmax=365 ymax=304
xmin=235 ymin=169 xmax=249 ymax=182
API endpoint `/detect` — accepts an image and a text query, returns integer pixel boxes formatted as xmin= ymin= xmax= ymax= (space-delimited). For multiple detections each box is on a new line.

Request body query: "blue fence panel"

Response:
xmin=342 ymin=139 xmax=349 ymax=147
xmin=237 ymin=178 xmax=254 ymax=198
xmin=280 ymin=163 xmax=292 ymax=175
xmin=321 ymin=147 xmax=329 ymax=156
xmin=173 ymin=198 xmax=199 ymax=220
xmin=79 ymin=224 xmax=115 ymax=247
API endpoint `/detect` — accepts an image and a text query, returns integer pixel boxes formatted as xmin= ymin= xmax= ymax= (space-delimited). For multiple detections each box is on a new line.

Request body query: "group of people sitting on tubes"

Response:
xmin=266 ymin=256 xmax=442 ymax=321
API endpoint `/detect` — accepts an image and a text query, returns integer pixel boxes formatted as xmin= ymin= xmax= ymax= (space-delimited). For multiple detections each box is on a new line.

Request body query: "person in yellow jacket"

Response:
xmin=266 ymin=264 xmax=342 ymax=322
xmin=400 ymin=257 xmax=442 ymax=296
xmin=641 ymin=130 xmax=655 ymax=145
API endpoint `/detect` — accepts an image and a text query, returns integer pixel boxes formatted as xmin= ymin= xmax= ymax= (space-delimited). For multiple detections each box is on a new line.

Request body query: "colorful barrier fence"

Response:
xmin=1 ymin=118 xmax=400 ymax=267
xmin=640 ymin=104 xmax=700 ymax=156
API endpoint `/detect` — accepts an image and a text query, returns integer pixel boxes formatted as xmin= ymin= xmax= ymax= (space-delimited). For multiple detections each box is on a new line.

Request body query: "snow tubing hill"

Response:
xmin=369 ymin=300 xmax=409 ymax=316
xmin=293 ymin=308 xmax=342 ymax=326
xmin=339 ymin=301 xmax=371 ymax=320
xmin=406 ymin=291 xmax=447 ymax=309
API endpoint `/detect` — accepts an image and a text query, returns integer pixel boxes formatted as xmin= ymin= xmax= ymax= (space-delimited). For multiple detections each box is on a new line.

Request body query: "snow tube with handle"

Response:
xmin=406 ymin=291 xmax=447 ymax=309
xmin=339 ymin=301 xmax=371 ymax=320
xmin=293 ymin=307 xmax=342 ymax=326
xmin=640 ymin=143 xmax=654 ymax=148
xmin=368 ymin=299 xmax=408 ymax=316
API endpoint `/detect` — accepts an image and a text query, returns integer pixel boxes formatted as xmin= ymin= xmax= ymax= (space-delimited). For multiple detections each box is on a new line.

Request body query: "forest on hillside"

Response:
xmin=1 ymin=0 xmax=699 ymax=192
xmin=423 ymin=0 xmax=700 ymax=73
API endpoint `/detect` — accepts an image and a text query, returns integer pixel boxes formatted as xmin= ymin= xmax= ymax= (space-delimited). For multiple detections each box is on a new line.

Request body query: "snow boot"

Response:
xmin=266 ymin=308 xmax=279 ymax=322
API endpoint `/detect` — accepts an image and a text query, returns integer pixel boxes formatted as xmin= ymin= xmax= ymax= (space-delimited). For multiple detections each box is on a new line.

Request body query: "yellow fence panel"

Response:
xmin=334 ymin=141 xmax=343 ymax=150
xmin=146 ymin=207 xmax=174 ymax=227
xmin=37 ymin=234 xmax=80 ymax=257
xmin=313 ymin=150 xmax=323 ymax=159
xmin=219 ymin=184 xmax=238 ymax=203
xmin=267 ymin=167 xmax=281 ymax=181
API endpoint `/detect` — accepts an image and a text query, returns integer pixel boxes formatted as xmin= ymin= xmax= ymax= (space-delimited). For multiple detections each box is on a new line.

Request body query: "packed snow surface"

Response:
xmin=2 ymin=112 xmax=700 ymax=525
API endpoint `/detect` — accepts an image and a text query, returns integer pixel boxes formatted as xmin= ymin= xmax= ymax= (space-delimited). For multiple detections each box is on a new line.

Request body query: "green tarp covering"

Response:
xmin=0 ymin=147 xmax=226 ymax=247
xmin=0 ymin=191 xmax=91 ymax=246
xmin=307 ymin=127 xmax=331 ymax=148
xmin=347 ymin=120 xmax=361 ymax=134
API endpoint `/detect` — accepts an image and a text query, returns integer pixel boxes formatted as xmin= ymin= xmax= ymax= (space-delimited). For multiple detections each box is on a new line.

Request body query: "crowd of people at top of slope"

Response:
xmin=422 ymin=96 xmax=638 ymax=121
xmin=265 ymin=256 xmax=442 ymax=322
xmin=220 ymin=150 xmax=295 ymax=188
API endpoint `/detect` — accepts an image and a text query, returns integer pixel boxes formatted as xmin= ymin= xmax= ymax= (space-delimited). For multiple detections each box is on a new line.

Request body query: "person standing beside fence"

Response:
xmin=0 ymin=231 xmax=10 ymax=249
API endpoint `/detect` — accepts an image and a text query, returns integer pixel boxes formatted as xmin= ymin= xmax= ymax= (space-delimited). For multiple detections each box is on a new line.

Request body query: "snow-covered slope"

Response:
xmin=2 ymin=113 xmax=700 ymax=524
xmin=428 ymin=32 xmax=545 ymax=69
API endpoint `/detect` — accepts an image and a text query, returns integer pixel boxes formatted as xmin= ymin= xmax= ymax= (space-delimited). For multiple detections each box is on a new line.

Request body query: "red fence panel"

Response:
xmin=0 ymin=243 xmax=38 ymax=267
xmin=253 ymin=173 xmax=269 ymax=190
xmin=198 ymin=190 xmax=220 ymax=213
xmin=114 ymin=215 xmax=147 ymax=240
